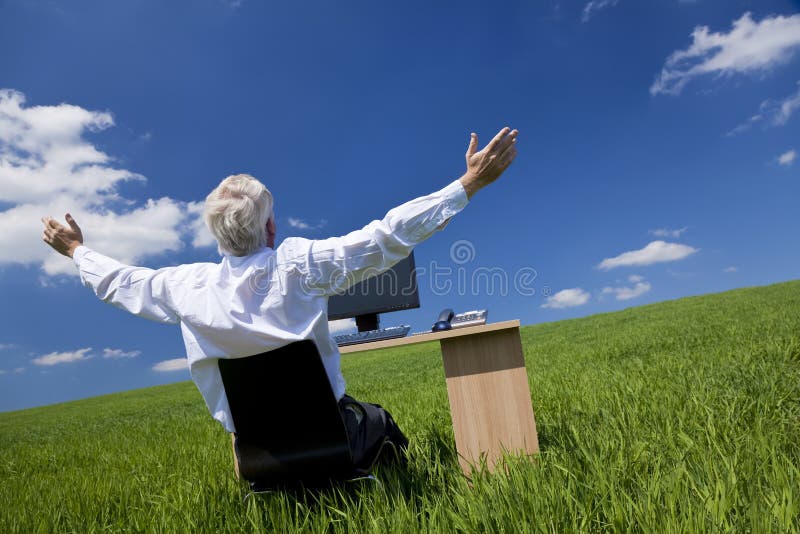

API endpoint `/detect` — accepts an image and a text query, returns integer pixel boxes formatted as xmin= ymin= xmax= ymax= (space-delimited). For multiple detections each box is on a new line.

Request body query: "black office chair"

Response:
xmin=218 ymin=340 xmax=378 ymax=492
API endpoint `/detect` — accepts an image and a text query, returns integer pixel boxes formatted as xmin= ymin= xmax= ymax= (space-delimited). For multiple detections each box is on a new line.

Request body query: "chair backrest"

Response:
xmin=217 ymin=340 xmax=354 ymax=487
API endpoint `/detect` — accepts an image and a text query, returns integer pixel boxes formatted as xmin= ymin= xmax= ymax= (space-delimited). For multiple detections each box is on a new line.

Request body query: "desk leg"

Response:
xmin=440 ymin=326 xmax=539 ymax=473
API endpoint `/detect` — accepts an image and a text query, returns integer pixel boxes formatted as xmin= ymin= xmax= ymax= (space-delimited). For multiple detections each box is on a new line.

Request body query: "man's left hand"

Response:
xmin=41 ymin=213 xmax=83 ymax=258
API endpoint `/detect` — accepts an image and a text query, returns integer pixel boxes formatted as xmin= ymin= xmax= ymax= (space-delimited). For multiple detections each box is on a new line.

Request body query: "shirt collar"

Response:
xmin=223 ymin=246 xmax=273 ymax=267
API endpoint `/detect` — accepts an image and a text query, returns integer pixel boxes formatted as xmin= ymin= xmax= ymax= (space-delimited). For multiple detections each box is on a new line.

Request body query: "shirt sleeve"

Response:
xmin=278 ymin=179 xmax=469 ymax=296
xmin=72 ymin=246 xmax=181 ymax=324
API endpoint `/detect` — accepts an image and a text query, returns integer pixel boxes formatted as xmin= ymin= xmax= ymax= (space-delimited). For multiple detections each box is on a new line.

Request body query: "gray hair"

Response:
xmin=204 ymin=174 xmax=273 ymax=256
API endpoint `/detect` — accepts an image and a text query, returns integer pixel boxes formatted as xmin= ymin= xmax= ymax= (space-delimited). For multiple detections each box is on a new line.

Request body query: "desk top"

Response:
xmin=338 ymin=319 xmax=521 ymax=354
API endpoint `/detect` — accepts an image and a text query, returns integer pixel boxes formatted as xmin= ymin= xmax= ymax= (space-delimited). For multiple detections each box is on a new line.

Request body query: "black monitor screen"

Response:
xmin=327 ymin=252 xmax=420 ymax=321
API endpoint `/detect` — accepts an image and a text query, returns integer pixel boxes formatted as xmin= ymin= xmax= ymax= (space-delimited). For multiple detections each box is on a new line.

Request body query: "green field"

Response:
xmin=2 ymin=281 xmax=799 ymax=532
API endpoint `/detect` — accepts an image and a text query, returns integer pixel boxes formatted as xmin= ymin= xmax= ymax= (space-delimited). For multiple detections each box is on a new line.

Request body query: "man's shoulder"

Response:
xmin=278 ymin=236 xmax=312 ymax=248
xmin=275 ymin=236 xmax=312 ymax=260
xmin=159 ymin=260 xmax=220 ymax=284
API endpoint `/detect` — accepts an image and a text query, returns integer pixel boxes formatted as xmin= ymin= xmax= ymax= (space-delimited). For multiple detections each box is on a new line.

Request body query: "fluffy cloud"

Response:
xmin=725 ymin=113 xmax=764 ymax=137
xmin=602 ymin=275 xmax=652 ymax=301
xmin=102 ymin=348 xmax=141 ymax=359
xmin=581 ymin=0 xmax=619 ymax=22
xmin=186 ymin=201 xmax=216 ymax=248
xmin=723 ymin=266 xmax=738 ymax=273
xmin=542 ymin=288 xmax=590 ymax=309
xmin=0 ymin=367 xmax=25 ymax=375
xmin=0 ymin=89 xmax=213 ymax=276
xmin=287 ymin=217 xmax=327 ymax=230
xmin=152 ymin=358 xmax=189 ymax=372
xmin=772 ymin=82 xmax=800 ymax=125
xmin=778 ymin=149 xmax=796 ymax=166
xmin=32 ymin=347 xmax=93 ymax=366
xmin=31 ymin=346 xmax=141 ymax=366
xmin=328 ymin=318 xmax=356 ymax=335
xmin=598 ymin=241 xmax=698 ymax=270
xmin=726 ymin=81 xmax=800 ymax=136
xmin=649 ymin=227 xmax=688 ymax=239
xmin=651 ymin=12 xmax=800 ymax=96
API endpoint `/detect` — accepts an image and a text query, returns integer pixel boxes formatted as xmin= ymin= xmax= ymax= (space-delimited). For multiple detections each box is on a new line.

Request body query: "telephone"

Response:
xmin=431 ymin=308 xmax=454 ymax=332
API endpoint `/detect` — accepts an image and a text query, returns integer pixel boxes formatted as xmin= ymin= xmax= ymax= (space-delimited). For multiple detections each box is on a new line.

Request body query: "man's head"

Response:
xmin=204 ymin=174 xmax=275 ymax=256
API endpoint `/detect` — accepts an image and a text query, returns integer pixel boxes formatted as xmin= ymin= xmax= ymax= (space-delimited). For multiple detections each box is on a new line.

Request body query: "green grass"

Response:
xmin=2 ymin=281 xmax=799 ymax=533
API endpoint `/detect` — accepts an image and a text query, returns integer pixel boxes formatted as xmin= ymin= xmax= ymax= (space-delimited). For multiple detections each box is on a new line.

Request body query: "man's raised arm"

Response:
xmin=280 ymin=127 xmax=518 ymax=296
xmin=41 ymin=214 xmax=181 ymax=324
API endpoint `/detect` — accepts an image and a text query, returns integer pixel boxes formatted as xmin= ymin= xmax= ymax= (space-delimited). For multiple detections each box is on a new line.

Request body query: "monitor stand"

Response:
xmin=355 ymin=313 xmax=379 ymax=332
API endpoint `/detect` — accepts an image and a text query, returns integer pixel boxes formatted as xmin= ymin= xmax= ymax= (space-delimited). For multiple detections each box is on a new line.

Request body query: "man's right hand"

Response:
xmin=459 ymin=127 xmax=518 ymax=199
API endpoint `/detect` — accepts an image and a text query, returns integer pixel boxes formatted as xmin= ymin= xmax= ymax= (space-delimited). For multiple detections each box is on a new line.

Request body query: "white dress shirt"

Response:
xmin=73 ymin=179 xmax=469 ymax=432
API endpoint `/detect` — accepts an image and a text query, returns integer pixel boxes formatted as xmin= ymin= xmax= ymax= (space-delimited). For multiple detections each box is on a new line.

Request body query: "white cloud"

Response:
xmin=152 ymin=358 xmax=189 ymax=372
xmin=723 ymin=266 xmax=738 ymax=273
xmin=185 ymin=201 xmax=216 ymax=248
xmin=542 ymin=288 xmax=590 ymax=309
xmin=0 ymin=343 xmax=16 ymax=350
xmin=102 ymin=348 xmax=141 ymax=359
xmin=288 ymin=217 xmax=310 ymax=229
xmin=581 ymin=0 xmax=619 ymax=22
xmin=602 ymin=275 xmax=652 ymax=301
xmin=649 ymin=226 xmax=688 ymax=239
xmin=598 ymin=241 xmax=698 ymax=270
xmin=0 ymin=89 xmax=214 ymax=277
xmin=778 ymin=149 xmax=796 ymax=166
xmin=725 ymin=113 xmax=764 ymax=137
xmin=32 ymin=347 xmax=92 ymax=366
xmin=287 ymin=217 xmax=327 ymax=231
xmin=0 ymin=367 xmax=25 ymax=375
xmin=726 ymin=81 xmax=800 ymax=136
xmin=651 ymin=12 xmax=800 ymax=96
xmin=328 ymin=319 xmax=356 ymax=336
xmin=773 ymin=82 xmax=800 ymax=125
xmin=328 ymin=318 xmax=356 ymax=335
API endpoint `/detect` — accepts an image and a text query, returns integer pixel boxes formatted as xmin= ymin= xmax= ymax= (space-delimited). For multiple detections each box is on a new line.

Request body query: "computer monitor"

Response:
xmin=327 ymin=252 xmax=420 ymax=332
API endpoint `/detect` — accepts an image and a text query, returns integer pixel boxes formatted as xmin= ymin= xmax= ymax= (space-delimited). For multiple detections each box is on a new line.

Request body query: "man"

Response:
xmin=41 ymin=126 xmax=518 ymax=468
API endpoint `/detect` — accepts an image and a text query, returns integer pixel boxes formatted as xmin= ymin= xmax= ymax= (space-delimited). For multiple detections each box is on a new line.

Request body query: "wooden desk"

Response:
xmin=341 ymin=320 xmax=539 ymax=473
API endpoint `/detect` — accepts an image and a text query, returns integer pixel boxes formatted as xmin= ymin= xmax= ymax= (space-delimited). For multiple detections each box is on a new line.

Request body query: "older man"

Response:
xmin=41 ymin=127 xmax=518 ymax=467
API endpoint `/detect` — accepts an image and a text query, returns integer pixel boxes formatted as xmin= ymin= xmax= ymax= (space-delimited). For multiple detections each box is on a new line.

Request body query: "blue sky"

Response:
xmin=1 ymin=0 xmax=799 ymax=412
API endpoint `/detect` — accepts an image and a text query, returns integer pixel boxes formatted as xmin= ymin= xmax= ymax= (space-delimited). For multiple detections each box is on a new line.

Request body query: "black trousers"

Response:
xmin=338 ymin=394 xmax=408 ymax=470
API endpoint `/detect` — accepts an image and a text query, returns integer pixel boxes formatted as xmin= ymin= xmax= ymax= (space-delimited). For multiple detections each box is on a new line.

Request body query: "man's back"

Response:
xmin=72 ymin=239 xmax=345 ymax=432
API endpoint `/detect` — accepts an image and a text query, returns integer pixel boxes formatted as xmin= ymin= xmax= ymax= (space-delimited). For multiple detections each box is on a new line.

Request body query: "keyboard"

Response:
xmin=451 ymin=309 xmax=488 ymax=329
xmin=334 ymin=325 xmax=411 ymax=346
